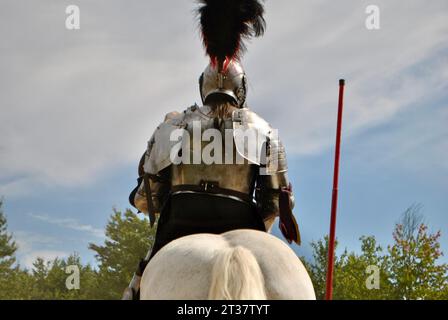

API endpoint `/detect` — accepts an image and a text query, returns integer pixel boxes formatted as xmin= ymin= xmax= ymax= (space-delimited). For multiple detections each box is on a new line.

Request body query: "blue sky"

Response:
xmin=0 ymin=0 xmax=447 ymax=268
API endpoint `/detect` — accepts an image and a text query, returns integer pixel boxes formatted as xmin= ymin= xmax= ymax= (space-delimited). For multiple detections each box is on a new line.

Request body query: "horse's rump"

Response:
xmin=140 ymin=229 xmax=315 ymax=300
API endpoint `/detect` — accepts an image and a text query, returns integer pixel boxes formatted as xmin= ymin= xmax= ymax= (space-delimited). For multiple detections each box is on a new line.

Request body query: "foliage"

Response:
xmin=88 ymin=208 xmax=155 ymax=299
xmin=0 ymin=200 xmax=17 ymax=272
xmin=0 ymin=200 xmax=19 ymax=299
xmin=0 ymin=206 xmax=154 ymax=300
xmin=25 ymin=254 xmax=97 ymax=299
xmin=306 ymin=205 xmax=447 ymax=300
xmin=386 ymin=205 xmax=448 ymax=300
xmin=305 ymin=236 xmax=392 ymax=300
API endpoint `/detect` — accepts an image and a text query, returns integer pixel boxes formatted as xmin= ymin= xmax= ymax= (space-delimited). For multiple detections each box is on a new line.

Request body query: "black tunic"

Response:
xmin=149 ymin=192 xmax=266 ymax=259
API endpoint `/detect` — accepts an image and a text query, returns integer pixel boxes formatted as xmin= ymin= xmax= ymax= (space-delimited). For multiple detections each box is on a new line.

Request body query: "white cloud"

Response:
xmin=0 ymin=0 xmax=447 ymax=196
xmin=346 ymin=94 xmax=448 ymax=183
xmin=13 ymin=231 xmax=68 ymax=269
xmin=14 ymin=230 xmax=59 ymax=253
xmin=29 ymin=213 xmax=105 ymax=238
xmin=12 ymin=214 xmax=104 ymax=268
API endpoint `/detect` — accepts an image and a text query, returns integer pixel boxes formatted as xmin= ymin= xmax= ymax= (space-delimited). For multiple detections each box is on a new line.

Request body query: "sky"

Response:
xmin=0 ymin=0 xmax=447 ymax=269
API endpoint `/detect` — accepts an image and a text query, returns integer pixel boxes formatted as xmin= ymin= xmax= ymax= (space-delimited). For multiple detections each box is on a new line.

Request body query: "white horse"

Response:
xmin=140 ymin=229 xmax=316 ymax=300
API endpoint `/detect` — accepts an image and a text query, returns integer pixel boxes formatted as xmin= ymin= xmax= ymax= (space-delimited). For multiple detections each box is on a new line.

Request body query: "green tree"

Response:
xmin=0 ymin=200 xmax=19 ymax=299
xmin=305 ymin=236 xmax=391 ymax=300
xmin=304 ymin=205 xmax=447 ymax=300
xmin=7 ymin=268 xmax=35 ymax=300
xmin=303 ymin=236 xmax=349 ymax=299
xmin=0 ymin=200 xmax=17 ymax=271
xmin=27 ymin=253 xmax=98 ymax=300
xmin=387 ymin=205 xmax=448 ymax=300
xmin=89 ymin=209 xmax=155 ymax=299
xmin=334 ymin=236 xmax=392 ymax=299
xmin=31 ymin=257 xmax=51 ymax=298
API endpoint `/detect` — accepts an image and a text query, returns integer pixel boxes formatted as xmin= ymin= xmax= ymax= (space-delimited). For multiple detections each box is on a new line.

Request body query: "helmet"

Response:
xmin=199 ymin=60 xmax=248 ymax=108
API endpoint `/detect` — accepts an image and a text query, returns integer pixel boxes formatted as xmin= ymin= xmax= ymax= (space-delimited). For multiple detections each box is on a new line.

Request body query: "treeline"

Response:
xmin=0 ymin=205 xmax=155 ymax=300
xmin=0 ymin=201 xmax=447 ymax=300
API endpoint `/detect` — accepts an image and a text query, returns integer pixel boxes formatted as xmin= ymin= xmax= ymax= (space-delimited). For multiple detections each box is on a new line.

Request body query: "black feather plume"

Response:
xmin=197 ymin=0 xmax=266 ymax=68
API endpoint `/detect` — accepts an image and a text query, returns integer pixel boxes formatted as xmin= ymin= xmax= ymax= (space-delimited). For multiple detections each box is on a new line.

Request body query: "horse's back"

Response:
xmin=140 ymin=230 xmax=315 ymax=300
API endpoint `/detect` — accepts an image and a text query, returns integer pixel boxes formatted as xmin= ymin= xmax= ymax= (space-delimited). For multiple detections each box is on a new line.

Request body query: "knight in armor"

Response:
xmin=122 ymin=0 xmax=300 ymax=300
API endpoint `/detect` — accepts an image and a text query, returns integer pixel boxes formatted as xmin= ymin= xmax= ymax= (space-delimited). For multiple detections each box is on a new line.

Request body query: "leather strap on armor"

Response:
xmin=171 ymin=180 xmax=253 ymax=204
xmin=279 ymin=183 xmax=301 ymax=245
xmin=143 ymin=173 xmax=156 ymax=228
